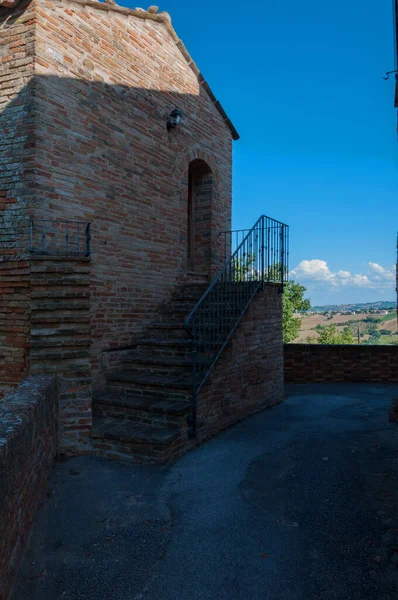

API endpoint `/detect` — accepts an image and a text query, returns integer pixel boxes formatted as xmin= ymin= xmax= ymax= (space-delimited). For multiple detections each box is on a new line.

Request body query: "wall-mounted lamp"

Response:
xmin=167 ymin=108 xmax=183 ymax=132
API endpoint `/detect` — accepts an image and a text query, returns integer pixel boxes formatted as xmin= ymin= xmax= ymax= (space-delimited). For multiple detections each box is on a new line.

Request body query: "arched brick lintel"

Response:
xmin=172 ymin=145 xmax=228 ymax=277
xmin=172 ymin=145 xmax=225 ymax=199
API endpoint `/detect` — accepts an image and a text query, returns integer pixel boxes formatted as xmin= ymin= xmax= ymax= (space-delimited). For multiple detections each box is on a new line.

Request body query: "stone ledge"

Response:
xmin=29 ymin=254 xmax=91 ymax=262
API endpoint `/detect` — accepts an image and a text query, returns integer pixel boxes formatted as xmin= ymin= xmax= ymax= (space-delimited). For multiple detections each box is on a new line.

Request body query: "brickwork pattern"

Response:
xmin=0 ymin=375 xmax=57 ymax=600
xmin=29 ymin=256 xmax=92 ymax=453
xmin=0 ymin=0 xmax=240 ymax=455
xmin=0 ymin=260 xmax=30 ymax=398
xmin=284 ymin=344 xmax=398 ymax=384
xmin=0 ymin=0 xmax=36 ymax=255
xmin=30 ymin=0 xmax=233 ymax=380
xmin=90 ymin=284 xmax=284 ymax=465
xmin=196 ymin=284 xmax=284 ymax=441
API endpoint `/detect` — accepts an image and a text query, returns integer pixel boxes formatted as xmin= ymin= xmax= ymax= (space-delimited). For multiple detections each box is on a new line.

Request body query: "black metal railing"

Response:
xmin=29 ymin=220 xmax=91 ymax=256
xmin=185 ymin=215 xmax=289 ymax=437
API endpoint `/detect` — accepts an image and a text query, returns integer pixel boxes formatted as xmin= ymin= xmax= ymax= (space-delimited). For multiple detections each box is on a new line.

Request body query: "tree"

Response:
xmin=307 ymin=324 xmax=354 ymax=345
xmin=264 ymin=263 xmax=311 ymax=342
xmin=231 ymin=258 xmax=311 ymax=343
xmin=231 ymin=253 xmax=257 ymax=281
xmin=281 ymin=280 xmax=311 ymax=343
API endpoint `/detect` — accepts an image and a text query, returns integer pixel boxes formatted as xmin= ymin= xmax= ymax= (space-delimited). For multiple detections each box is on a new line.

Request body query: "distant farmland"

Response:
xmin=295 ymin=311 xmax=397 ymax=344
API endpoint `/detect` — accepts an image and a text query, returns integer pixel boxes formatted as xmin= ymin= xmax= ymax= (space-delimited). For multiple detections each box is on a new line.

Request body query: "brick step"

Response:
xmin=30 ymin=277 xmax=90 ymax=287
xmin=126 ymin=344 xmax=219 ymax=362
xmin=31 ymin=326 xmax=91 ymax=337
xmin=158 ymin=307 xmax=241 ymax=321
xmin=30 ymin=348 xmax=91 ymax=361
xmin=30 ymin=315 xmax=90 ymax=324
xmin=31 ymin=291 xmax=90 ymax=300
xmin=134 ymin=338 xmax=192 ymax=347
xmin=31 ymin=301 xmax=90 ymax=311
xmin=117 ymin=365 xmax=191 ymax=378
xmin=131 ymin=338 xmax=192 ymax=358
xmin=162 ymin=299 xmax=240 ymax=310
xmin=153 ymin=319 xmax=236 ymax=334
xmin=93 ymin=388 xmax=191 ymax=424
xmin=91 ymin=417 xmax=183 ymax=465
xmin=148 ymin=321 xmax=230 ymax=331
xmin=30 ymin=258 xmax=90 ymax=268
xmin=121 ymin=355 xmax=195 ymax=367
xmin=106 ymin=370 xmax=192 ymax=393
xmin=173 ymin=284 xmax=208 ymax=298
xmin=148 ymin=323 xmax=187 ymax=331
xmin=31 ymin=309 xmax=89 ymax=319
xmin=157 ymin=314 xmax=240 ymax=326
xmin=29 ymin=266 xmax=90 ymax=276
xmin=132 ymin=347 xmax=193 ymax=359
xmin=93 ymin=388 xmax=191 ymax=413
xmin=95 ymin=384 xmax=190 ymax=401
xmin=146 ymin=323 xmax=190 ymax=339
xmin=30 ymin=337 xmax=91 ymax=348
xmin=170 ymin=295 xmax=205 ymax=303
xmin=119 ymin=357 xmax=201 ymax=377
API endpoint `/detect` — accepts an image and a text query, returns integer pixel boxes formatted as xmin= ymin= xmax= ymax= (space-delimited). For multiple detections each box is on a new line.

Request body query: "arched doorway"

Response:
xmin=187 ymin=160 xmax=213 ymax=275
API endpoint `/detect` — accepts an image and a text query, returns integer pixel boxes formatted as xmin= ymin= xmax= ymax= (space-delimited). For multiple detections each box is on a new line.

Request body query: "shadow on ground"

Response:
xmin=13 ymin=383 xmax=398 ymax=600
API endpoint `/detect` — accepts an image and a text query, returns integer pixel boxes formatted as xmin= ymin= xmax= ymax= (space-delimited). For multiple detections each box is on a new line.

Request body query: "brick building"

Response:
xmin=0 ymin=0 xmax=287 ymax=461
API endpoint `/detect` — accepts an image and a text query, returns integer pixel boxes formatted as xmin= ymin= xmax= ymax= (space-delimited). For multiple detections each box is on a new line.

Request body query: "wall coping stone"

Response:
xmin=286 ymin=344 xmax=398 ymax=352
xmin=0 ymin=375 xmax=57 ymax=458
xmin=0 ymin=375 xmax=58 ymax=600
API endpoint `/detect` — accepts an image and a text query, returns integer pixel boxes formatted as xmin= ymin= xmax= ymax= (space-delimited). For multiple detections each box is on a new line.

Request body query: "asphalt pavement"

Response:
xmin=13 ymin=383 xmax=398 ymax=600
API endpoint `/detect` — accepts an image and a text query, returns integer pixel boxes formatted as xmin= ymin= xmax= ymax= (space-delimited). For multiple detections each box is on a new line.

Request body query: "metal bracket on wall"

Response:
xmin=383 ymin=70 xmax=398 ymax=80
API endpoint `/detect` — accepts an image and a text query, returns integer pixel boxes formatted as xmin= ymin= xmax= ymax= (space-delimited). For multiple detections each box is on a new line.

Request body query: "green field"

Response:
xmin=377 ymin=334 xmax=398 ymax=345
xmin=376 ymin=311 xmax=397 ymax=323
xmin=299 ymin=310 xmax=397 ymax=345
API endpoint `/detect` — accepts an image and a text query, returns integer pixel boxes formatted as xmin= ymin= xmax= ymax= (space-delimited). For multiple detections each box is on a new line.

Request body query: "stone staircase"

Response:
xmin=91 ymin=283 xmax=209 ymax=464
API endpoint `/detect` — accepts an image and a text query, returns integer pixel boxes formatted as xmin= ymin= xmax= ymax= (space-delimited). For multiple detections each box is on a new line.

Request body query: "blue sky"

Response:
xmin=132 ymin=0 xmax=397 ymax=305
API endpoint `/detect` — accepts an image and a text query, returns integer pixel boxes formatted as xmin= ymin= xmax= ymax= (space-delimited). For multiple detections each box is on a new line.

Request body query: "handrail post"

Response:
xmin=280 ymin=224 xmax=285 ymax=293
xmin=261 ymin=216 xmax=265 ymax=289
xmin=189 ymin=316 xmax=197 ymax=438
xmin=29 ymin=220 xmax=33 ymax=252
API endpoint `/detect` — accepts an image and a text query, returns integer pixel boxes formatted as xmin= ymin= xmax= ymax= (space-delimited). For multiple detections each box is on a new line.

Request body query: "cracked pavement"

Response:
xmin=13 ymin=383 xmax=398 ymax=600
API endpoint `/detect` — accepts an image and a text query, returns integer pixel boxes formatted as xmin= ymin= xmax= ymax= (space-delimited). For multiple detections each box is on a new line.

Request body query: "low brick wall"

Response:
xmin=0 ymin=376 xmax=58 ymax=600
xmin=197 ymin=284 xmax=284 ymax=441
xmin=284 ymin=344 xmax=398 ymax=383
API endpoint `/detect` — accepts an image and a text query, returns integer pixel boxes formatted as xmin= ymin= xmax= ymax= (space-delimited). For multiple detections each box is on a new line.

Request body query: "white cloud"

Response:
xmin=368 ymin=262 xmax=385 ymax=274
xmin=290 ymin=259 xmax=396 ymax=291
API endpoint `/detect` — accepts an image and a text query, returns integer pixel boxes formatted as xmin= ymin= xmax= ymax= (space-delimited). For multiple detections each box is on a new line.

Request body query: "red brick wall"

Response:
xmin=284 ymin=344 xmax=398 ymax=383
xmin=0 ymin=375 xmax=57 ymax=600
xmin=29 ymin=256 xmax=92 ymax=453
xmin=29 ymin=0 xmax=233 ymax=380
xmin=0 ymin=1 xmax=37 ymax=399
xmin=196 ymin=284 xmax=284 ymax=440
xmin=0 ymin=252 xmax=91 ymax=452
xmin=0 ymin=0 xmax=36 ymax=255
xmin=0 ymin=261 xmax=30 ymax=398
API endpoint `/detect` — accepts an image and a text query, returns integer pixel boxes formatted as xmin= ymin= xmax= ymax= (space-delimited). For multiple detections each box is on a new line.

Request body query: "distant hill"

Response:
xmin=309 ymin=301 xmax=396 ymax=313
